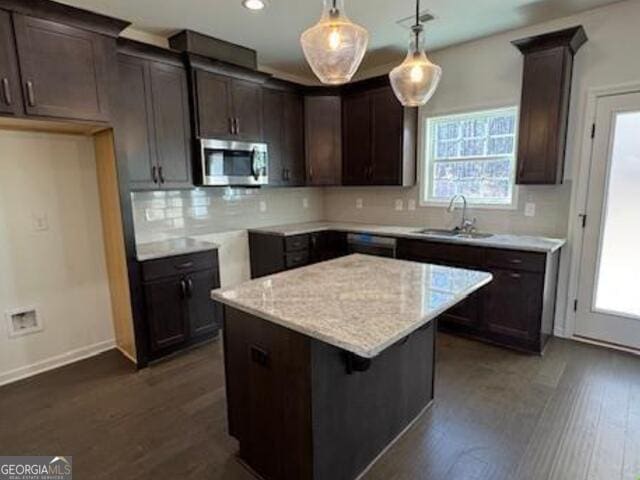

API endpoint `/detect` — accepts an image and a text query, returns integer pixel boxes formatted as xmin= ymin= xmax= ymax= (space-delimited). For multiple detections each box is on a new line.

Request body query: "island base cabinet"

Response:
xmin=223 ymin=306 xmax=435 ymax=480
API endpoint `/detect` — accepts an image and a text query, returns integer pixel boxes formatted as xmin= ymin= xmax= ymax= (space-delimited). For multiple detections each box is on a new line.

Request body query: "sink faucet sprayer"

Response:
xmin=447 ymin=195 xmax=476 ymax=234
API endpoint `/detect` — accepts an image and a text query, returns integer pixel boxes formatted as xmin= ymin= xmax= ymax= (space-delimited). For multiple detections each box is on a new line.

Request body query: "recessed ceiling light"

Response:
xmin=242 ymin=0 xmax=265 ymax=11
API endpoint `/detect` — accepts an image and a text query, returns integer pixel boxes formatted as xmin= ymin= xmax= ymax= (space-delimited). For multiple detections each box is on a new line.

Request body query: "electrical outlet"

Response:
xmin=356 ymin=198 xmax=363 ymax=209
xmin=302 ymin=197 xmax=309 ymax=209
xmin=395 ymin=199 xmax=404 ymax=211
xmin=259 ymin=201 xmax=267 ymax=213
xmin=524 ymin=202 xmax=536 ymax=217
xmin=32 ymin=212 xmax=49 ymax=231
xmin=408 ymin=199 xmax=416 ymax=211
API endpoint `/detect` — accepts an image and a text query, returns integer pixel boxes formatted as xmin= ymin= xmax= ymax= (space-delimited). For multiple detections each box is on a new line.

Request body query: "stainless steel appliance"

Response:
xmin=347 ymin=233 xmax=397 ymax=258
xmin=197 ymin=139 xmax=268 ymax=186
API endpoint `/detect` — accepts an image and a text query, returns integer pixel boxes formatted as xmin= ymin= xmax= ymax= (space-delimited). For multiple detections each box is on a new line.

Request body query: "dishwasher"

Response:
xmin=346 ymin=233 xmax=397 ymax=258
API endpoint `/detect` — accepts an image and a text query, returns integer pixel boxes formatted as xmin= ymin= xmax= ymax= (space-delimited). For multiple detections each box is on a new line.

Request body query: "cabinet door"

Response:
xmin=231 ymin=79 xmax=263 ymax=141
xmin=116 ymin=55 xmax=158 ymax=189
xmin=149 ymin=62 xmax=192 ymax=189
xmin=484 ymin=268 xmax=543 ymax=341
xmin=371 ymin=88 xmax=404 ymax=185
xmin=342 ymin=92 xmax=371 ymax=185
xmin=516 ymin=47 xmax=570 ymax=184
xmin=144 ymin=278 xmax=188 ymax=353
xmin=187 ymin=269 xmax=221 ymax=338
xmin=263 ymin=88 xmax=285 ymax=185
xmin=305 ymin=95 xmax=342 ymax=185
xmin=12 ymin=14 xmax=110 ymax=122
xmin=283 ymin=92 xmax=306 ymax=186
xmin=0 ymin=10 xmax=22 ymax=116
xmin=195 ymin=70 xmax=233 ymax=138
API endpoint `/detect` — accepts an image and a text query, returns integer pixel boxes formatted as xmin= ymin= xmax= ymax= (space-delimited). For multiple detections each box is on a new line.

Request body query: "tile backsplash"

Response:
xmin=131 ymin=187 xmax=324 ymax=244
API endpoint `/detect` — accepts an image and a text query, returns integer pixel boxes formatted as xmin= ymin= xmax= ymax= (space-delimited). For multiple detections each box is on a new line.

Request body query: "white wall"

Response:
xmin=0 ymin=131 xmax=115 ymax=386
xmin=327 ymin=0 xmax=640 ymax=337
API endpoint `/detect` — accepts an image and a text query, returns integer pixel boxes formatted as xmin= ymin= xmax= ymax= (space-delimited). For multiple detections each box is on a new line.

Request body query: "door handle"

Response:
xmin=250 ymin=149 xmax=260 ymax=181
xmin=25 ymin=81 xmax=36 ymax=107
xmin=1 ymin=78 xmax=11 ymax=106
xmin=152 ymin=166 xmax=159 ymax=184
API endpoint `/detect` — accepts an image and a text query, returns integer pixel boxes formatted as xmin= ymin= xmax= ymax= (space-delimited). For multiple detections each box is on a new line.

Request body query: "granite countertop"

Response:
xmin=249 ymin=221 xmax=566 ymax=253
xmin=136 ymin=237 xmax=219 ymax=262
xmin=212 ymin=254 xmax=492 ymax=358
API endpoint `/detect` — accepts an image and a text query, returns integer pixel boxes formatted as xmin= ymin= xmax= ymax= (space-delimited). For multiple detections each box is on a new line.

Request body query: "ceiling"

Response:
xmin=58 ymin=0 xmax=620 ymax=82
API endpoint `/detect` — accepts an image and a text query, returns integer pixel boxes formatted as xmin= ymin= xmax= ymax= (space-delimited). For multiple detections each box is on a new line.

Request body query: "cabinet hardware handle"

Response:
xmin=179 ymin=279 xmax=187 ymax=299
xmin=228 ymin=117 xmax=234 ymax=134
xmin=25 ymin=81 xmax=36 ymax=107
xmin=152 ymin=166 xmax=159 ymax=183
xmin=235 ymin=117 xmax=240 ymax=135
xmin=175 ymin=261 xmax=194 ymax=270
xmin=158 ymin=166 xmax=165 ymax=184
xmin=509 ymin=259 xmax=523 ymax=264
xmin=186 ymin=278 xmax=193 ymax=298
xmin=1 ymin=78 xmax=11 ymax=105
xmin=309 ymin=166 xmax=314 ymax=181
xmin=510 ymin=273 xmax=522 ymax=279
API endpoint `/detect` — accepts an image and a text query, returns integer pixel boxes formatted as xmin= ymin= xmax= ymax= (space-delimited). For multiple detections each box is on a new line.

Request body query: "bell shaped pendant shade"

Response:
xmin=390 ymin=26 xmax=442 ymax=107
xmin=301 ymin=0 xmax=369 ymax=85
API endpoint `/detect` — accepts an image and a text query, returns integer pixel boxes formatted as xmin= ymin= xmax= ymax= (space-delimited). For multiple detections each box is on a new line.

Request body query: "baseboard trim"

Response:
xmin=573 ymin=334 xmax=640 ymax=356
xmin=0 ymin=339 xmax=116 ymax=387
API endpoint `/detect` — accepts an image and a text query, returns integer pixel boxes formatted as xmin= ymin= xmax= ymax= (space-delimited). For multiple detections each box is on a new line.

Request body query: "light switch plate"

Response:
xmin=356 ymin=198 xmax=363 ymax=209
xmin=524 ymin=202 xmax=536 ymax=217
xmin=259 ymin=201 xmax=267 ymax=213
xmin=408 ymin=199 xmax=416 ymax=211
xmin=32 ymin=212 xmax=49 ymax=231
xmin=395 ymin=199 xmax=404 ymax=211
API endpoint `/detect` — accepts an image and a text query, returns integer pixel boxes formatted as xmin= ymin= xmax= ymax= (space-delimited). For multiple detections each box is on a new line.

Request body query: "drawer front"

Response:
xmin=285 ymin=250 xmax=309 ymax=269
xmin=398 ymin=239 xmax=485 ymax=268
xmin=142 ymin=251 xmax=218 ymax=282
xmin=285 ymin=234 xmax=310 ymax=252
xmin=485 ymin=249 xmax=545 ymax=273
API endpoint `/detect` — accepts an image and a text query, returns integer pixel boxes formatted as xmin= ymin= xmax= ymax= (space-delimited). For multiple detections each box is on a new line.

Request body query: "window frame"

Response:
xmin=419 ymin=105 xmax=520 ymax=210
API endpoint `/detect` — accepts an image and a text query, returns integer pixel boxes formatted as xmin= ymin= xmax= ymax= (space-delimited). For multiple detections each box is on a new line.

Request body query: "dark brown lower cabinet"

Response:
xmin=397 ymin=238 xmax=559 ymax=354
xmin=249 ymin=231 xmax=348 ymax=278
xmin=223 ymin=306 xmax=435 ymax=480
xmin=141 ymin=251 xmax=221 ymax=360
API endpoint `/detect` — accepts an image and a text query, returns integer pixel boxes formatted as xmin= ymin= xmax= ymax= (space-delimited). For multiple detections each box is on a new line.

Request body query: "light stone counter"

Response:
xmin=249 ymin=221 xmax=565 ymax=253
xmin=212 ymin=254 xmax=492 ymax=358
xmin=136 ymin=237 xmax=219 ymax=261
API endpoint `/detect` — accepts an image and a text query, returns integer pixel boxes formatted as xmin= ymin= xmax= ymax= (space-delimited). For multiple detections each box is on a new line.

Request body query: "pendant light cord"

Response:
xmin=413 ymin=0 xmax=421 ymax=45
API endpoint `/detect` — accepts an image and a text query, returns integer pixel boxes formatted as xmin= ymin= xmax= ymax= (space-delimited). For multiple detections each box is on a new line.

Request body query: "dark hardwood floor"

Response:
xmin=1 ymin=333 xmax=639 ymax=480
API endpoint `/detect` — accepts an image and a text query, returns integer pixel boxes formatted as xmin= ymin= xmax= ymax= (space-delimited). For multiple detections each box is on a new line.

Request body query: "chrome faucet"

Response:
xmin=447 ymin=195 xmax=476 ymax=234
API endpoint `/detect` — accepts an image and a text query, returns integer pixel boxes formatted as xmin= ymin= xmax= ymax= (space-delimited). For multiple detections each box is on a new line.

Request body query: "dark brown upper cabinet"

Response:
xmin=263 ymin=84 xmax=305 ymax=187
xmin=12 ymin=13 xmax=112 ymax=122
xmin=513 ymin=26 xmax=587 ymax=185
xmin=0 ymin=10 xmax=22 ymax=116
xmin=194 ymin=69 xmax=263 ymax=142
xmin=342 ymin=81 xmax=417 ymax=186
xmin=305 ymin=94 xmax=342 ymax=186
xmin=116 ymin=43 xmax=192 ymax=190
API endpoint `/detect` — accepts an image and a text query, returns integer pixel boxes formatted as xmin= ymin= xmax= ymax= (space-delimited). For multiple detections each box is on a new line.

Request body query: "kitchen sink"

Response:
xmin=413 ymin=228 xmax=494 ymax=239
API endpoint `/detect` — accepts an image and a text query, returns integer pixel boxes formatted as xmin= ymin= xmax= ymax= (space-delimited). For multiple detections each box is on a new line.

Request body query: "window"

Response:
xmin=422 ymin=107 xmax=518 ymax=207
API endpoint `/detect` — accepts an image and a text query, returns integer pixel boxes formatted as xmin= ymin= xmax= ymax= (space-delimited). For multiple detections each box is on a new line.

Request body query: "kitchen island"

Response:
xmin=212 ymin=254 xmax=492 ymax=480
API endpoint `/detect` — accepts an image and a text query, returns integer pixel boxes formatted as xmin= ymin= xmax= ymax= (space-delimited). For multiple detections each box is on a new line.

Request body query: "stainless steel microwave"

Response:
xmin=197 ymin=139 xmax=268 ymax=186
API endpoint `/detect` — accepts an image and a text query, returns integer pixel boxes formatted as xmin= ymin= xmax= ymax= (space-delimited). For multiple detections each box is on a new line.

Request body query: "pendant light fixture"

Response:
xmin=389 ymin=0 xmax=441 ymax=107
xmin=301 ymin=0 xmax=369 ymax=85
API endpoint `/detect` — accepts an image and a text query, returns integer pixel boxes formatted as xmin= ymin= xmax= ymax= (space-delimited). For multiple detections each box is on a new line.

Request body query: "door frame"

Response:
xmin=564 ymin=81 xmax=640 ymax=351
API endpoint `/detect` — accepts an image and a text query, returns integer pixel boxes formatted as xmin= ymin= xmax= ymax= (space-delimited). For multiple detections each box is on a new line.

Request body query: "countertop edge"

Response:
xmin=248 ymin=224 xmax=566 ymax=253
xmin=211 ymin=272 xmax=493 ymax=359
xmin=136 ymin=242 xmax=220 ymax=262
